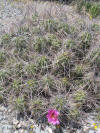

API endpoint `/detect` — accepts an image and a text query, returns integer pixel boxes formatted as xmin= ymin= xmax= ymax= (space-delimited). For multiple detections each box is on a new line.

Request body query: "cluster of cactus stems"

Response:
xmin=0 ymin=2 xmax=100 ymax=127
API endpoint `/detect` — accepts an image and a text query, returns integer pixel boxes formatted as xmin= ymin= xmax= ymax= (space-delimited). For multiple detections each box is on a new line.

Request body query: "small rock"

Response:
xmin=20 ymin=121 xmax=27 ymax=128
xmin=17 ymin=123 xmax=21 ymax=129
xmin=88 ymin=129 xmax=95 ymax=133
xmin=2 ymin=125 xmax=13 ymax=133
xmin=8 ymin=109 xmax=12 ymax=113
xmin=46 ymin=127 xmax=53 ymax=133
xmin=29 ymin=118 xmax=34 ymax=123
xmin=19 ymin=129 xmax=25 ymax=133
xmin=14 ymin=131 xmax=19 ymax=133
xmin=83 ymin=125 xmax=90 ymax=132
xmin=0 ymin=106 xmax=7 ymax=112
xmin=13 ymin=119 xmax=19 ymax=125
xmin=16 ymin=121 xmax=28 ymax=129
xmin=0 ymin=114 xmax=3 ymax=121
xmin=23 ymin=130 xmax=28 ymax=133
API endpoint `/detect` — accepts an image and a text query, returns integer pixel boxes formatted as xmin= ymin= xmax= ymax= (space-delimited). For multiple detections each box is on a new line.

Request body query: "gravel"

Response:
xmin=0 ymin=0 xmax=25 ymax=36
xmin=0 ymin=104 xmax=100 ymax=133
xmin=0 ymin=105 xmax=54 ymax=133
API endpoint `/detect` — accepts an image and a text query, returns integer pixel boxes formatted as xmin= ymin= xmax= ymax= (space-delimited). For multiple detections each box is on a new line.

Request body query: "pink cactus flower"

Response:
xmin=46 ymin=109 xmax=60 ymax=125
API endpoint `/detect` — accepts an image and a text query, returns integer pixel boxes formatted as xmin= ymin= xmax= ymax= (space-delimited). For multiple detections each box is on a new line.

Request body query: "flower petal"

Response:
xmin=47 ymin=109 xmax=60 ymax=125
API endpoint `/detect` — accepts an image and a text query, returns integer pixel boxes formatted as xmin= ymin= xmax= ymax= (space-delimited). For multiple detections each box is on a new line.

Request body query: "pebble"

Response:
xmin=1 ymin=125 xmax=13 ymax=133
xmin=46 ymin=127 xmax=53 ymax=133
xmin=88 ymin=130 xmax=99 ymax=133
xmin=17 ymin=123 xmax=21 ymax=129
xmin=14 ymin=131 xmax=19 ymax=133
xmin=0 ymin=0 xmax=24 ymax=36
xmin=20 ymin=121 xmax=27 ymax=127
xmin=19 ymin=129 xmax=25 ymax=133
xmin=0 ymin=106 xmax=7 ymax=112
xmin=13 ymin=119 xmax=19 ymax=125
xmin=0 ymin=113 xmax=3 ymax=121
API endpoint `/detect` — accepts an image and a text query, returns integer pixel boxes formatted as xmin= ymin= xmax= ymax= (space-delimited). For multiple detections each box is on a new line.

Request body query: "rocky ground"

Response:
xmin=0 ymin=0 xmax=100 ymax=133
xmin=0 ymin=105 xmax=50 ymax=133
xmin=0 ymin=0 xmax=27 ymax=36
xmin=0 ymin=105 xmax=100 ymax=133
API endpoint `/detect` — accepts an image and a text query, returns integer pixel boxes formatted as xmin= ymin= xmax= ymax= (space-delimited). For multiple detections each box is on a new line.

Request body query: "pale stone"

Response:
xmin=14 ymin=131 xmax=19 ymax=133
xmin=13 ymin=119 xmax=19 ymax=125
xmin=46 ymin=127 xmax=53 ymax=133
xmin=17 ymin=123 xmax=21 ymax=129
xmin=20 ymin=121 xmax=27 ymax=127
